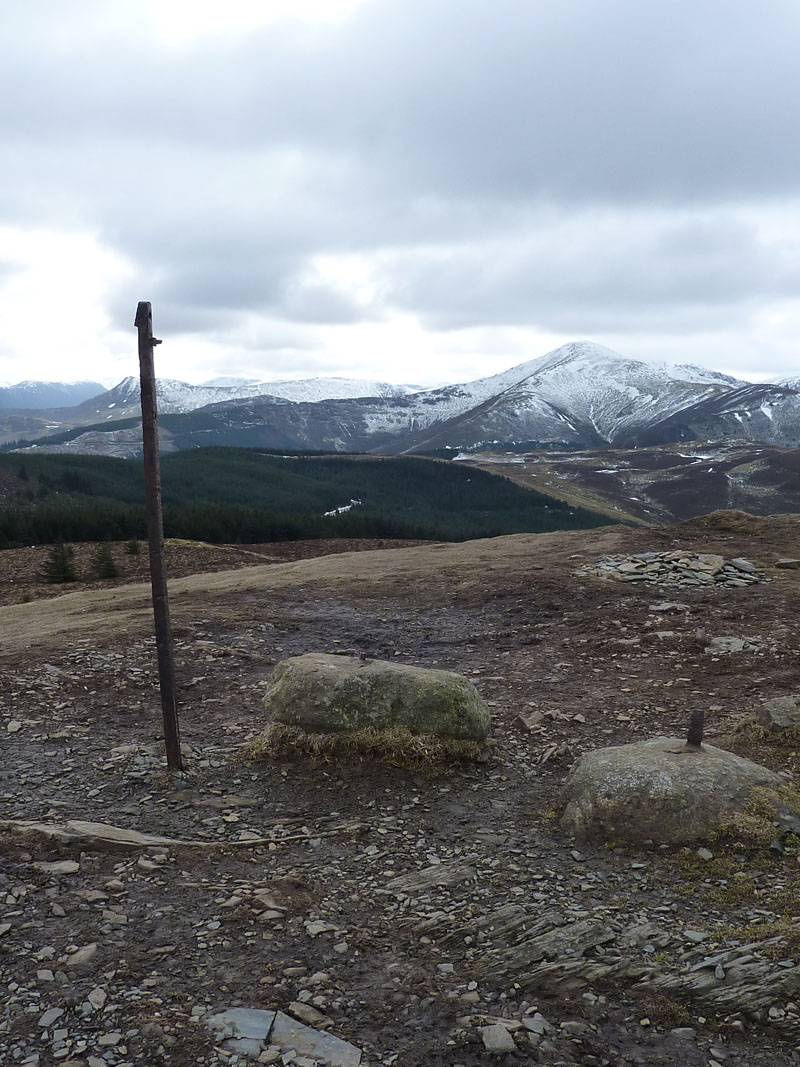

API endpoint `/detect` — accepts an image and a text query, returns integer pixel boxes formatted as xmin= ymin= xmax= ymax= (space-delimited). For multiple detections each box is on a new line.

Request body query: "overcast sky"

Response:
xmin=2 ymin=0 xmax=800 ymax=388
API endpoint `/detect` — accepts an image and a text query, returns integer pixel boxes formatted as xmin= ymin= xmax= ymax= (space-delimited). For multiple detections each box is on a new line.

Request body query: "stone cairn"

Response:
xmin=574 ymin=551 xmax=770 ymax=588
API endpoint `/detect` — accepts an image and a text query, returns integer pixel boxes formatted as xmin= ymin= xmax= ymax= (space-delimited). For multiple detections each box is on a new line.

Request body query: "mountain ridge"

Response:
xmin=0 ymin=380 xmax=105 ymax=410
xmin=7 ymin=342 xmax=800 ymax=455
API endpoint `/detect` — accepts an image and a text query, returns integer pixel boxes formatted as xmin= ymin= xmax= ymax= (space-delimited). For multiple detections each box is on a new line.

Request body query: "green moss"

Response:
xmin=661 ymin=790 xmax=800 ymax=914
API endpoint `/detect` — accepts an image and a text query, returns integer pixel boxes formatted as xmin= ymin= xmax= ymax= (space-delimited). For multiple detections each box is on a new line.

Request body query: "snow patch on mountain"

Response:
xmin=201 ymin=376 xmax=262 ymax=387
xmin=256 ymin=378 xmax=413 ymax=403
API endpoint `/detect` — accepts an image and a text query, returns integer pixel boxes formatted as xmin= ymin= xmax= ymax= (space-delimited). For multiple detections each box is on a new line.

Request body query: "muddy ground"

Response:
xmin=1 ymin=511 xmax=800 ymax=1066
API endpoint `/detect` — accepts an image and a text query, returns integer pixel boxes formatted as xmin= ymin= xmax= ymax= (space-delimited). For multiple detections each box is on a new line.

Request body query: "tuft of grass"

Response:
xmin=713 ymin=784 xmax=800 ymax=849
xmin=634 ymin=993 xmax=693 ymax=1028
xmin=713 ymin=917 xmax=800 ymax=961
xmin=718 ymin=718 xmax=800 ymax=776
xmin=239 ymin=721 xmax=486 ymax=771
xmin=660 ymin=783 xmax=800 ymax=917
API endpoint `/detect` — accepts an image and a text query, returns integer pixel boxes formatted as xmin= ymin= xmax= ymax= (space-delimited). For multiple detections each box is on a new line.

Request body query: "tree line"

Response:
xmin=0 ymin=448 xmax=610 ymax=548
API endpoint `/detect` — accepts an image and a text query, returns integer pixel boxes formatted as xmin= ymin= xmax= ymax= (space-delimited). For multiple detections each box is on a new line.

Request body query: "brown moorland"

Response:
xmin=1 ymin=513 xmax=799 ymax=1065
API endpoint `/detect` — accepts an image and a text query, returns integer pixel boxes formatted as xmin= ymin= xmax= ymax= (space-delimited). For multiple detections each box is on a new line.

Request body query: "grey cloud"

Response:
xmin=235 ymin=327 xmax=323 ymax=354
xmin=280 ymin=283 xmax=377 ymax=326
xmin=3 ymin=0 xmax=800 ymax=363
xmin=5 ymin=0 xmax=800 ymax=207
xmin=379 ymin=211 xmax=794 ymax=333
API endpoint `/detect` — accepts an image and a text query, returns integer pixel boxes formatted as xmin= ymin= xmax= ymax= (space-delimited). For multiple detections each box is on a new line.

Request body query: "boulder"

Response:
xmin=262 ymin=654 xmax=490 ymax=741
xmin=758 ymin=695 xmax=800 ymax=733
xmin=560 ymin=737 xmax=786 ymax=844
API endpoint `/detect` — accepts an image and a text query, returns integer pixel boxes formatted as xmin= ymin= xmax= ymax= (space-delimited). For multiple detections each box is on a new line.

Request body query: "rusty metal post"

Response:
xmin=135 ymin=301 xmax=183 ymax=771
xmin=686 ymin=708 xmax=705 ymax=749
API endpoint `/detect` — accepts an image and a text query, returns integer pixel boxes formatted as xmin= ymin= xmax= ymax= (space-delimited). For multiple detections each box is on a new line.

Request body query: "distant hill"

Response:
xmin=59 ymin=375 xmax=417 ymax=424
xmin=0 ymin=380 xmax=105 ymax=410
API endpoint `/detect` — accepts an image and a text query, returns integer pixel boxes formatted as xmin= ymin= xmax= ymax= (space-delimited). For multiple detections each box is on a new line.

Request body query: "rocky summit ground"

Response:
xmin=1 ymin=511 xmax=800 ymax=1067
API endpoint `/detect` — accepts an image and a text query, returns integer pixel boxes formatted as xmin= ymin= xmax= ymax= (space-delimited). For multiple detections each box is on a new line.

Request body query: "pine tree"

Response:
xmin=42 ymin=539 xmax=77 ymax=584
xmin=91 ymin=543 xmax=119 ymax=579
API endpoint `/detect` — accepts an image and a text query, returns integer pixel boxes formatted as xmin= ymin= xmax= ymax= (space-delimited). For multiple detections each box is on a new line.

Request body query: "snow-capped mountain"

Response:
xmin=133 ymin=342 xmax=800 ymax=454
xmin=279 ymin=341 xmax=747 ymax=450
xmin=10 ymin=342 xmax=800 ymax=455
xmin=68 ymin=375 xmax=415 ymax=422
xmin=0 ymin=380 xmax=105 ymax=410
xmin=469 ymin=342 xmax=735 ymax=445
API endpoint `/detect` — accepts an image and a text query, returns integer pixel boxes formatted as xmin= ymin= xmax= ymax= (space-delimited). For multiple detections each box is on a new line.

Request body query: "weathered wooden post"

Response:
xmin=135 ymin=301 xmax=183 ymax=771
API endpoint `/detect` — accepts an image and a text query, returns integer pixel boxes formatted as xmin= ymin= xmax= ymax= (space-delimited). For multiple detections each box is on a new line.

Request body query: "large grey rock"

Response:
xmin=758 ymin=695 xmax=800 ymax=733
xmin=263 ymin=654 xmax=490 ymax=741
xmin=560 ymin=737 xmax=785 ymax=844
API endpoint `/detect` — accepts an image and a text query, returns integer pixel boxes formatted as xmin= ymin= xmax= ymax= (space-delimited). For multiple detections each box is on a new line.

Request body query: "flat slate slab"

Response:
xmin=271 ymin=1011 xmax=362 ymax=1066
xmin=207 ymin=1007 xmax=361 ymax=1065
xmin=0 ymin=818 xmax=181 ymax=851
xmin=207 ymin=1008 xmax=276 ymax=1058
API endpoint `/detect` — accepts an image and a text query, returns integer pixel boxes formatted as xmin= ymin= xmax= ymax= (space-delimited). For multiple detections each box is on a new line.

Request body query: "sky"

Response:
xmin=2 ymin=0 xmax=800 ymax=389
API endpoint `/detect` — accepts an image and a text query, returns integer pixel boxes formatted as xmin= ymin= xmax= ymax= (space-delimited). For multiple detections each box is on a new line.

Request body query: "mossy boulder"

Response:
xmin=560 ymin=737 xmax=790 ymax=845
xmin=262 ymin=654 xmax=490 ymax=742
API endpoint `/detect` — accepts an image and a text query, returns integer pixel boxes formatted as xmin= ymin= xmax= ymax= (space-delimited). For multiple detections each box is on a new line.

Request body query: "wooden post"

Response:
xmin=135 ymin=301 xmax=183 ymax=771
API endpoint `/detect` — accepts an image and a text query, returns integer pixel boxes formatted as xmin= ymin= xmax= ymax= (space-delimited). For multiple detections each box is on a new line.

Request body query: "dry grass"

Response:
xmin=239 ymin=721 xmax=487 ymax=771
xmin=713 ymin=784 xmax=800 ymax=848
xmin=714 ymin=917 xmax=800 ymax=961
xmin=713 ymin=718 xmax=800 ymax=777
